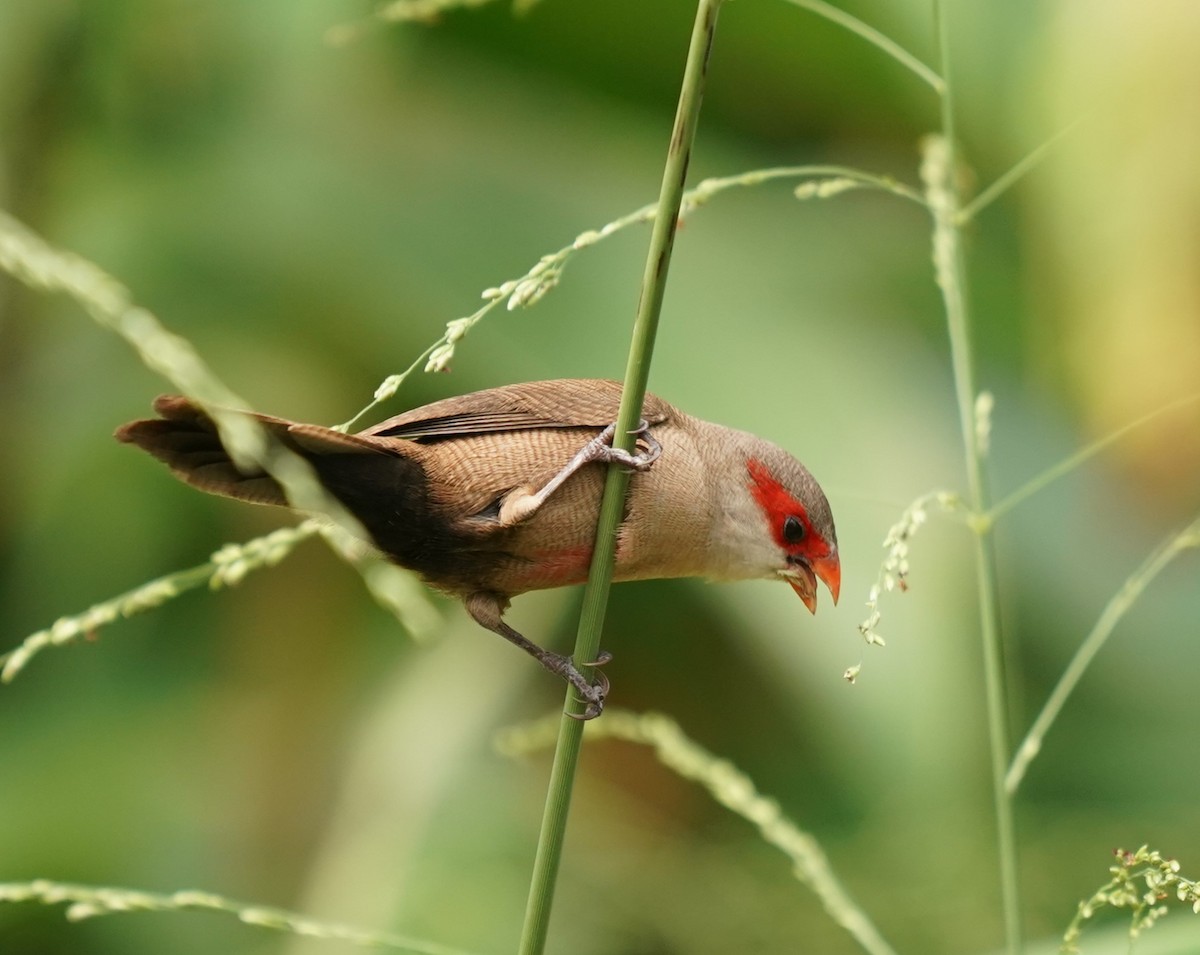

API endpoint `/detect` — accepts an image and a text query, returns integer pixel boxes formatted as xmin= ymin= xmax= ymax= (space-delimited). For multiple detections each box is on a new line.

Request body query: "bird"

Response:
xmin=115 ymin=378 xmax=840 ymax=718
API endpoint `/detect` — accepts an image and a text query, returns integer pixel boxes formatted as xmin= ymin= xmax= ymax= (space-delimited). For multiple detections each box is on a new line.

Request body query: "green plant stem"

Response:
xmin=1006 ymin=515 xmax=1200 ymax=795
xmin=956 ymin=119 xmax=1081 ymax=224
xmin=515 ymin=3 xmax=723 ymax=953
xmin=987 ymin=392 xmax=1200 ymax=524
xmin=930 ymin=4 xmax=1022 ymax=953
xmin=694 ymin=164 xmax=928 ymax=207
xmin=0 ymin=879 xmax=477 ymax=955
xmin=781 ymin=0 xmax=944 ymax=92
xmin=501 ymin=710 xmax=900 ymax=955
xmin=0 ymin=524 xmax=308 ymax=682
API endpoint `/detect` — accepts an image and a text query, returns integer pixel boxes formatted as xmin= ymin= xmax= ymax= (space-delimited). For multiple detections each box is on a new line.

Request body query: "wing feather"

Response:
xmin=362 ymin=379 xmax=674 ymax=441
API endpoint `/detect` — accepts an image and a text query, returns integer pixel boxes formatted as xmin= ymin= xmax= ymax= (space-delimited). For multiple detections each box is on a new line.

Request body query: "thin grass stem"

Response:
xmin=516 ymin=3 xmax=723 ymax=953
xmin=0 ymin=879 xmax=478 ymax=955
xmin=780 ymin=0 xmax=944 ymax=92
xmin=1006 ymin=515 xmax=1200 ymax=795
xmin=988 ymin=393 xmax=1200 ymax=525
xmin=929 ymin=4 xmax=1021 ymax=951
xmin=957 ymin=118 xmax=1083 ymax=223
xmin=693 ymin=164 xmax=928 ymax=207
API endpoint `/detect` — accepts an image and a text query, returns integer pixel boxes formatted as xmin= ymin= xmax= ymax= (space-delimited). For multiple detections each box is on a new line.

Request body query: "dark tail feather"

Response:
xmin=116 ymin=397 xmax=437 ymax=566
xmin=115 ymin=396 xmax=298 ymax=506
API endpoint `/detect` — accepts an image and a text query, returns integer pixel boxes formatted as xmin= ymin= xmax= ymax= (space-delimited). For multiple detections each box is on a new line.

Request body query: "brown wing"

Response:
xmin=361 ymin=378 xmax=675 ymax=441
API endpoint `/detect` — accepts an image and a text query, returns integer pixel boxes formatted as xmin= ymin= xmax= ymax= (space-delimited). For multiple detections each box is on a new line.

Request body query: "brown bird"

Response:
xmin=116 ymin=379 xmax=840 ymax=717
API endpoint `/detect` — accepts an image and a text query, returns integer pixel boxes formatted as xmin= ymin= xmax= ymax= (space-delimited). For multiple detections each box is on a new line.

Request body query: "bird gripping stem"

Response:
xmin=516 ymin=3 xmax=725 ymax=953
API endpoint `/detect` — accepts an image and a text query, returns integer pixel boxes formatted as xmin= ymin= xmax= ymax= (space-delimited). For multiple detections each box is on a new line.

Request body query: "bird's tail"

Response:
xmin=114 ymin=395 xmax=392 ymax=508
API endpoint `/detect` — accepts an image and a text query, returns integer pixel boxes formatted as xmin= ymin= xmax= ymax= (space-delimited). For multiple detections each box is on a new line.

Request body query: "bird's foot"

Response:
xmin=591 ymin=420 xmax=662 ymax=472
xmin=494 ymin=421 xmax=661 ymax=527
xmin=540 ymin=649 xmax=612 ymax=720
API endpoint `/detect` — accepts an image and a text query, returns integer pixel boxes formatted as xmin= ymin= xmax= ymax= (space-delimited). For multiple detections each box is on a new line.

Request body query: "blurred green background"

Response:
xmin=2 ymin=1 xmax=1199 ymax=953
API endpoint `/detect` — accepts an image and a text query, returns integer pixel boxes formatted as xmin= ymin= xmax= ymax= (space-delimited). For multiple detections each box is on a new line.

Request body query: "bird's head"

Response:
xmin=744 ymin=452 xmax=840 ymax=613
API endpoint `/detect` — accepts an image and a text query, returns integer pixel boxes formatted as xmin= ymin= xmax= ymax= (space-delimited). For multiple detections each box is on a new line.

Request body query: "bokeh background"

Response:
xmin=2 ymin=1 xmax=1199 ymax=953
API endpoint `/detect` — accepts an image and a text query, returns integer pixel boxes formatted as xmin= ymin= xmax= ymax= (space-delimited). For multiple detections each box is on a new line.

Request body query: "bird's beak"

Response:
xmin=781 ymin=551 xmax=841 ymax=614
xmin=814 ymin=552 xmax=841 ymax=606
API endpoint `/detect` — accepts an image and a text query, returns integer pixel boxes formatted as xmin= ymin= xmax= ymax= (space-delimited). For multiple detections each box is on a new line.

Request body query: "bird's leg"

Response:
xmin=498 ymin=420 xmax=662 ymax=526
xmin=465 ymin=592 xmax=611 ymax=719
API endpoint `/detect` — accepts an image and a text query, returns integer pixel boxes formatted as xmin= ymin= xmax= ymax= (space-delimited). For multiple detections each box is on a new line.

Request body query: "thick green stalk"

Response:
xmin=930 ymin=3 xmax=1022 ymax=952
xmin=515 ymin=3 xmax=723 ymax=953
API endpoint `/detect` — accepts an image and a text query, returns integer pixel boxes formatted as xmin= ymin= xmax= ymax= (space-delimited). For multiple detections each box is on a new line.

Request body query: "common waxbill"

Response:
xmin=116 ymin=379 xmax=839 ymax=717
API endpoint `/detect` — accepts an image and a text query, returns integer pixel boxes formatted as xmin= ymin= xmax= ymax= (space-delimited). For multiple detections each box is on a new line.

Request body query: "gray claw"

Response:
xmin=562 ymin=653 xmax=611 ymax=720
xmin=601 ymin=419 xmax=660 ymax=472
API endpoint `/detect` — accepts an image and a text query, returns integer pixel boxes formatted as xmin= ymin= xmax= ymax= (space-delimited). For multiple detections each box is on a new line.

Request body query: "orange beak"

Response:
xmin=814 ymin=552 xmax=841 ymax=606
xmin=784 ymin=551 xmax=841 ymax=614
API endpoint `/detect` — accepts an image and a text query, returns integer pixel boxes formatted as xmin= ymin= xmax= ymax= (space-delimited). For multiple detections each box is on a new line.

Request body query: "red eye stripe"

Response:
xmin=746 ymin=458 xmax=815 ymax=551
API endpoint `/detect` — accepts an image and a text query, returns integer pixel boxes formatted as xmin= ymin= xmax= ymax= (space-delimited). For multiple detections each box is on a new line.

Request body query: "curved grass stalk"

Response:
xmin=345 ymin=162 xmax=926 ymax=429
xmin=498 ymin=710 xmax=899 ymax=955
xmin=1006 ymin=515 xmax=1200 ymax=796
xmin=779 ymin=0 xmax=943 ymax=93
xmin=0 ymin=211 xmax=439 ymax=662
xmin=327 ymin=0 xmax=542 ymax=45
xmin=857 ymin=489 xmax=963 ymax=649
xmin=344 ymin=0 xmax=943 ymax=96
xmin=0 ymin=524 xmax=318 ymax=682
xmin=375 ymin=0 xmax=520 ymax=23
xmin=701 ymin=164 xmax=927 ymax=207
xmin=0 ymin=520 xmax=441 ymax=684
xmin=0 ymin=880 xmax=478 ymax=955
xmin=0 ymin=210 xmax=341 ymax=525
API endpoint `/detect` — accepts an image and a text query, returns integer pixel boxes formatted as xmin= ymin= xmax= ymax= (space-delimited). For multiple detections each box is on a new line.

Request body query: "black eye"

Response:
xmin=783 ymin=515 xmax=806 ymax=543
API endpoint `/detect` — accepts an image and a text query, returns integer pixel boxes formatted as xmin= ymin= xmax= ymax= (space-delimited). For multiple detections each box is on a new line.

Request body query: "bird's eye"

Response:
xmin=783 ymin=515 xmax=806 ymax=543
